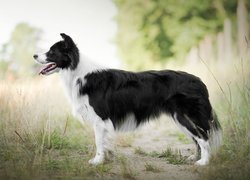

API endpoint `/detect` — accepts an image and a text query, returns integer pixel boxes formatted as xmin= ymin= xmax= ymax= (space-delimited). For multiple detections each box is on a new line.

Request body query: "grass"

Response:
xmin=197 ymin=57 xmax=250 ymax=179
xmin=134 ymin=147 xmax=187 ymax=165
xmin=149 ymin=148 xmax=187 ymax=165
xmin=116 ymin=133 xmax=135 ymax=147
xmin=144 ymin=163 xmax=161 ymax=172
xmin=118 ymin=156 xmax=137 ymax=180
xmin=0 ymin=79 xmax=140 ymax=179
xmin=1 ymin=53 xmax=250 ymax=179
xmin=134 ymin=147 xmax=148 ymax=156
xmin=0 ymin=79 xmax=114 ymax=179
xmin=199 ymin=85 xmax=250 ymax=179
xmin=176 ymin=132 xmax=192 ymax=144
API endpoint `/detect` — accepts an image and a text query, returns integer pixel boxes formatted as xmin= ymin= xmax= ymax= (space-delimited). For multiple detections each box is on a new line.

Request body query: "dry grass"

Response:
xmin=116 ymin=133 xmax=135 ymax=147
xmin=0 ymin=77 xmax=105 ymax=179
xmin=144 ymin=163 xmax=161 ymax=172
xmin=193 ymin=58 xmax=250 ymax=179
xmin=167 ymin=53 xmax=250 ymax=179
xmin=0 ymin=53 xmax=249 ymax=179
xmin=0 ymin=76 xmax=141 ymax=179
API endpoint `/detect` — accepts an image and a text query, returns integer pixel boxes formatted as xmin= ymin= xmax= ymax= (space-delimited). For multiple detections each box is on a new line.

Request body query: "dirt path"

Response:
xmin=110 ymin=115 xmax=200 ymax=180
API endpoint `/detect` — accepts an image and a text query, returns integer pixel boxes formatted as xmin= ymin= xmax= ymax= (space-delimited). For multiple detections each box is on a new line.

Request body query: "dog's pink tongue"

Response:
xmin=39 ymin=64 xmax=53 ymax=75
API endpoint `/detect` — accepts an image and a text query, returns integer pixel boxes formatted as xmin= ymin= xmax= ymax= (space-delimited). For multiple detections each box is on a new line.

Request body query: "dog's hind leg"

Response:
xmin=172 ymin=112 xmax=211 ymax=165
xmin=187 ymin=138 xmax=201 ymax=161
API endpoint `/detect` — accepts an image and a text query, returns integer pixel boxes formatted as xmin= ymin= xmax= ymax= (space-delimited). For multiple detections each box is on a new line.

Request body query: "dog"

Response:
xmin=33 ymin=33 xmax=222 ymax=165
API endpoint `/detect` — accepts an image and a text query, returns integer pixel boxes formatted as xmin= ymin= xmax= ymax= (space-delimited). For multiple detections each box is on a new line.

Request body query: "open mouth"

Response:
xmin=39 ymin=63 xmax=57 ymax=75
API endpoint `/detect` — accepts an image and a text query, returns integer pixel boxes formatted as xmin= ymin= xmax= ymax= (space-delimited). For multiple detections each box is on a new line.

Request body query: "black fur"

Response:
xmin=45 ymin=33 xmax=79 ymax=70
xmin=78 ymin=69 xmax=218 ymax=140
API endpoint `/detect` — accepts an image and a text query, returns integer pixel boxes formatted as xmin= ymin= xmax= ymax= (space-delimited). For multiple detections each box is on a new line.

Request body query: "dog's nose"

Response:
xmin=33 ymin=54 xmax=38 ymax=59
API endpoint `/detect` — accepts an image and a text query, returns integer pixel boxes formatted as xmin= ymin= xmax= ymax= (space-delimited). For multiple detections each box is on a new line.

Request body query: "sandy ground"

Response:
xmin=107 ymin=115 xmax=200 ymax=180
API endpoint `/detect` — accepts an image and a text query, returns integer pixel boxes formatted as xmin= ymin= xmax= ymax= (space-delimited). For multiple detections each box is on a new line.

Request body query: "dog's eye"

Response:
xmin=47 ymin=51 xmax=53 ymax=56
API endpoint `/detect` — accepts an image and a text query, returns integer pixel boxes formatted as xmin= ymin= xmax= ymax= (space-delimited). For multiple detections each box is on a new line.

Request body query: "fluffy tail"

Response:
xmin=209 ymin=110 xmax=222 ymax=154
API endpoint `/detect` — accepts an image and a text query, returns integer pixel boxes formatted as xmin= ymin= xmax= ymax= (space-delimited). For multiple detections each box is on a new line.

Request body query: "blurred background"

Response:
xmin=0 ymin=0 xmax=250 ymax=179
xmin=0 ymin=0 xmax=249 ymax=78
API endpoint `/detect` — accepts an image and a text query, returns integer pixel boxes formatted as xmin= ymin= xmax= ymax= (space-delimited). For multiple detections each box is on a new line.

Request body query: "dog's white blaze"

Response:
xmin=118 ymin=113 xmax=137 ymax=132
xmin=35 ymin=53 xmax=48 ymax=64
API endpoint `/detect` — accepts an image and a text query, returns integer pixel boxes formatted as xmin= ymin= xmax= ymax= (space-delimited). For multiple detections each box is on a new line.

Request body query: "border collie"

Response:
xmin=33 ymin=33 xmax=222 ymax=165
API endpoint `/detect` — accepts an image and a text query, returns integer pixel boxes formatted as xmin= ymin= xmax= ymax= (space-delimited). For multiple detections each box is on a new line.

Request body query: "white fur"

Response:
xmin=60 ymin=54 xmax=102 ymax=119
xmin=59 ymin=55 xmax=112 ymax=165
xmin=208 ymin=126 xmax=222 ymax=154
xmin=173 ymin=113 xmax=210 ymax=165
xmin=118 ymin=113 xmax=138 ymax=132
xmin=194 ymin=138 xmax=210 ymax=165
xmin=35 ymin=53 xmax=48 ymax=64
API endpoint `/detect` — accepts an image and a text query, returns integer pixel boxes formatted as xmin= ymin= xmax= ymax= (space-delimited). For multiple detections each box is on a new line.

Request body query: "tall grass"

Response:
xmin=199 ymin=57 xmax=250 ymax=179
xmin=0 ymin=54 xmax=249 ymax=179
xmin=0 ymin=77 xmax=98 ymax=179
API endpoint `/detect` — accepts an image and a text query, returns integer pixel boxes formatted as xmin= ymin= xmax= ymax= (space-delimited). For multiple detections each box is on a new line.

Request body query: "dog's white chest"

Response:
xmin=60 ymin=72 xmax=97 ymax=124
xmin=72 ymin=94 xmax=97 ymax=124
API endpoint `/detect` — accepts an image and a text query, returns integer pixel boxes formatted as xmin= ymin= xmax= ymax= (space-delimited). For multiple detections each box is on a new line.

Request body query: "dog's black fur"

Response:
xmin=77 ymin=69 xmax=218 ymax=141
xmin=44 ymin=33 xmax=79 ymax=70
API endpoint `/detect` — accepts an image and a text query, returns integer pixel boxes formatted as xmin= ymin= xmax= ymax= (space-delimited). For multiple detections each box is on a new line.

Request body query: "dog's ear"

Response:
xmin=60 ymin=33 xmax=74 ymax=49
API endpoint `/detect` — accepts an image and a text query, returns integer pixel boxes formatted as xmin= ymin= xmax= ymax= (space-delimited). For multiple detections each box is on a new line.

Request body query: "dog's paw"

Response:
xmin=88 ymin=156 xmax=104 ymax=165
xmin=187 ymin=155 xmax=197 ymax=162
xmin=195 ymin=159 xmax=208 ymax=166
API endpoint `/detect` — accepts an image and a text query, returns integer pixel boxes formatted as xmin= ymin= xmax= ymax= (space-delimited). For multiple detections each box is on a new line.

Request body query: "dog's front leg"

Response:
xmin=89 ymin=121 xmax=107 ymax=165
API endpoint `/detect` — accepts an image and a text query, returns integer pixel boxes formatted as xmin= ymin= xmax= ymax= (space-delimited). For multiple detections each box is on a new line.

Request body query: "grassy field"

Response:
xmin=0 ymin=77 xmax=98 ymax=179
xmin=0 ymin=56 xmax=249 ymax=179
xmin=199 ymin=59 xmax=250 ymax=180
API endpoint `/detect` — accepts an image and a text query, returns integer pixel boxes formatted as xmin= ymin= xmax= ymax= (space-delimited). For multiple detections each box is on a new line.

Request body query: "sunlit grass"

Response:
xmin=0 ymin=77 xmax=99 ymax=179
xmin=0 ymin=77 xmax=141 ymax=179
xmin=0 ymin=54 xmax=249 ymax=179
xmin=199 ymin=59 xmax=250 ymax=180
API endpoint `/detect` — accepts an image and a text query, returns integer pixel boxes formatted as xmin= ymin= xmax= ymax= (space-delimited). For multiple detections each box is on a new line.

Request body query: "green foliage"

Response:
xmin=114 ymin=0 xmax=238 ymax=70
xmin=176 ymin=132 xmax=191 ymax=144
xmin=0 ymin=60 xmax=9 ymax=78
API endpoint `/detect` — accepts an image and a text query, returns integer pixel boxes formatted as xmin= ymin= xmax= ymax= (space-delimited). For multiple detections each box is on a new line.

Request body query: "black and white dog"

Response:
xmin=33 ymin=33 xmax=221 ymax=165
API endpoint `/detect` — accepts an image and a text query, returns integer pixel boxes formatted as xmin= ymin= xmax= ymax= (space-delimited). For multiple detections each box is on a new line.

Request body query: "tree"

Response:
xmin=114 ymin=0 xmax=239 ymax=70
xmin=1 ymin=23 xmax=42 ymax=76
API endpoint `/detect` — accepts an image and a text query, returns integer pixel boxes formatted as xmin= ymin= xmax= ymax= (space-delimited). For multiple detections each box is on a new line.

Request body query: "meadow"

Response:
xmin=0 ymin=56 xmax=249 ymax=179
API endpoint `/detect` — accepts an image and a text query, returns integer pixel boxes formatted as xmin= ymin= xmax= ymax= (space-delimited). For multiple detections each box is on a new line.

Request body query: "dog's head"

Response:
xmin=33 ymin=33 xmax=79 ymax=75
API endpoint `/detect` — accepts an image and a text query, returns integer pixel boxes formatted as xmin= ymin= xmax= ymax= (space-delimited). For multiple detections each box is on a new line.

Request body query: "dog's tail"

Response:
xmin=208 ymin=110 xmax=222 ymax=154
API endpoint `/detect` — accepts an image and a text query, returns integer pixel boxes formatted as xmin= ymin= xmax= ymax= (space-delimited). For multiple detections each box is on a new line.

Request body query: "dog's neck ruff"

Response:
xmin=59 ymin=54 xmax=103 ymax=102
